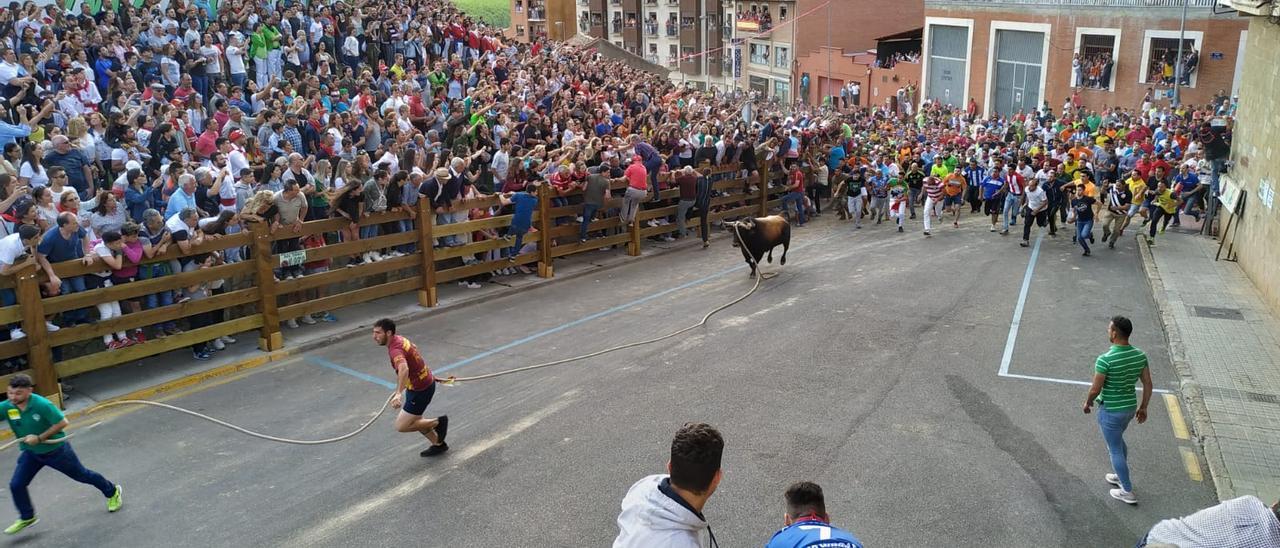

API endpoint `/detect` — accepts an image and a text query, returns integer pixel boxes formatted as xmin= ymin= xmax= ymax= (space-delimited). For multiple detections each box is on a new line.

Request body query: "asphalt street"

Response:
xmin=0 ymin=210 xmax=1215 ymax=547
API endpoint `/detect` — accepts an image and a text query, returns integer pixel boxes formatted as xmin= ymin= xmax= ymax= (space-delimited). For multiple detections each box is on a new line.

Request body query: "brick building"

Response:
xmin=511 ymin=0 xmax=578 ymax=42
xmin=575 ymin=0 xmax=734 ymax=88
xmin=734 ymin=0 xmax=922 ymax=102
xmin=922 ymin=0 xmax=1248 ymax=117
xmin=792 ymin=30 xmax=923 ymax=107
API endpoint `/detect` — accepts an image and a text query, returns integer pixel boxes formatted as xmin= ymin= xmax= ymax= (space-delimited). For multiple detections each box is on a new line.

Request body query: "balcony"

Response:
xmin=528 ymin=9 xmax=546 ymax=20
xmin=666 ymin=23 xmax=678 ymax=36
xmin=926 ymin=0 xmax=1215 ymax=6
xmin=645 ymin=22 xmax=659 ymax=36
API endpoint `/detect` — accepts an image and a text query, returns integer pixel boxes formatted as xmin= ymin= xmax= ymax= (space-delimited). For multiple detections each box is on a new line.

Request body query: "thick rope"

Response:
xmin=0 ymin=222 xmax=777 ymax=450
xmin=441 ymin=223 xmax=774 ymax=384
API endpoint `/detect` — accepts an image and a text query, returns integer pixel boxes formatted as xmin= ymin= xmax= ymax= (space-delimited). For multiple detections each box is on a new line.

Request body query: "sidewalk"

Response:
xmin=1140 ymin=228 xmax=1280 ymax=502
xmin=58 ymin=237 xmax=708 ymax=414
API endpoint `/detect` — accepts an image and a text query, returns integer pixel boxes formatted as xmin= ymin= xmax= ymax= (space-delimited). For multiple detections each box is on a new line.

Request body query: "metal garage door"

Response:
xmin=926 ymin=24 xmax=968 ymax=107
xmin=991 ymin=29 xmax=1044 ymax=116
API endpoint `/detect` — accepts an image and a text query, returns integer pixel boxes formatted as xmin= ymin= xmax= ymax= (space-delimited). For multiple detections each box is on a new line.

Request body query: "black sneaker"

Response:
xmin=435 ymin=415 xmax=449 ymax=445
xmin=897 ymin=226 xmax=903 ymax=232
xmin=420 ymin=443 xmax=449 ymax=457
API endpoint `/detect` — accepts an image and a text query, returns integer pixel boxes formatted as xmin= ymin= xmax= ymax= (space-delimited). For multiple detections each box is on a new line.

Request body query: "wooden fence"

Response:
xmin=0 ymin=161 xmax=793 ymax=405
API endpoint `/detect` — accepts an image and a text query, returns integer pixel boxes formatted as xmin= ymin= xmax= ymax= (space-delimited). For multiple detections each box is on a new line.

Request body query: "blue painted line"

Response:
xmin=308 ymin=356 xmax=397 ymax=389
xmin=434 ymin=263 xmax=746 ymax=374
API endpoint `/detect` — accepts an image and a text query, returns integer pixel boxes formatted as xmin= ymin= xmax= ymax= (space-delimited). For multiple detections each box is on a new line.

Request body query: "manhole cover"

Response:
xmin=1191 ymin=306 xmax=1245 ymax=321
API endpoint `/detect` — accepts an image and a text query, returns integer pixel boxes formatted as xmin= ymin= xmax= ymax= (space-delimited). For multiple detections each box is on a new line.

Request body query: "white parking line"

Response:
xmin=996 ymin=233 xmax=1172 ymax=394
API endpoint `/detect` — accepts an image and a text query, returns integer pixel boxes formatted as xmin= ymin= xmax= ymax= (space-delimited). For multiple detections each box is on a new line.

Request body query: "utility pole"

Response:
xmin=1173 ymin=0 xmax=1189 ymax=106
xmin=825 ymin=1 xmax=831 ymax=107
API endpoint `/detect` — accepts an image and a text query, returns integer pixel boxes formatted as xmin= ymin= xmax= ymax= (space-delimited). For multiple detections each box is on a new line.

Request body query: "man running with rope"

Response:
xmin=373 ymin=319 xmax=449 ymax=457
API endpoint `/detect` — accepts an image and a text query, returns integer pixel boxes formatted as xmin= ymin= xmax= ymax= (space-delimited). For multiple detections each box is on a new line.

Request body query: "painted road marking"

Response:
xmin=289 ymin=390 xmax=578 ymax=545
xmin=995 ymin=234 xmax=1173 ymax=394
xmin=1180 ymin=446 xmax=1203 ymax=481
xmin=1000 ymin=372 xmax=1171 ymax=394
xmin=309 ymin=356 xmax=397 ymax=389
xmin=999 ymin=233 xmax=1044 ymax=376
xmin=1165 ymin=393 xmax=1190 ymax=440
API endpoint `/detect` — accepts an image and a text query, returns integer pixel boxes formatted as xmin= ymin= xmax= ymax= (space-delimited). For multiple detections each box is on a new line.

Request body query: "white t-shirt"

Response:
xmin=0 ymin=233 xmax=27 ymax=267
xmin=91 ymin=241 xmax=116 ymax=278
xmin=19 ymin=162 xmax=48 ymax=188
xmin=225 ymin=45 xmax=246 ymax=75
xmin=165 ymin=214 xmax=192 ymax=241
xmin=1025 ymin=186 xmax=1048 ymax=211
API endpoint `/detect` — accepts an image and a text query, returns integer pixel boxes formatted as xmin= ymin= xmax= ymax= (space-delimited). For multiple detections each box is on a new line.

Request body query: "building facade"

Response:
xmin=575 ymin=0 xmax=734 ymax=88
xmin=511 ymin=0 xmax=578 ymax=43
xmin=733 ymin=0 xmax=922 ymax=103
xmin=1214 ymin=1 xmax=1280 ymax=313
xmin=922 ymin=0 xmax=1248 ymax=117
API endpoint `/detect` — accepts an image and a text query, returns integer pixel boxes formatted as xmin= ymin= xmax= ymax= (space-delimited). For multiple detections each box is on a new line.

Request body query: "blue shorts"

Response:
xmin=402 ymin=383 xmax=436 ymax=416
xmin=944 ymin=194 xmax=963 ymax=207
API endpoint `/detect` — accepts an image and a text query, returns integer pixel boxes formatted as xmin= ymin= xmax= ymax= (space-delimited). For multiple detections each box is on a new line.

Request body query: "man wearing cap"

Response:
xmin=1 ymin=374 xmax=122 ymax=535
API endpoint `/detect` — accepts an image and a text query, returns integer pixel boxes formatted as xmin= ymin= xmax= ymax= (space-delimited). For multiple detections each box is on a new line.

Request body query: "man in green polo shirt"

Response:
xmin=1083 ymin=316 xmax=1153 ymax=505
xmin=1 ymin=374 xmax=121 ymax=534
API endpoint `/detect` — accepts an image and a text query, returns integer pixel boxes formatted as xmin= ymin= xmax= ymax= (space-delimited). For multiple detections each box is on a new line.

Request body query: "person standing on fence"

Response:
xmin=1083 ymin=315 xmax=1152 ymax=505
xmin=2 ymin=373 xmax=122 ymax=535
xmin=621 ymin=155 xmax=647 ymax=226
xmin=36 ymin=212 xmax=95 ymax=326
xmin=273 ymin=181 xmax=308 ymax=328
xmin=503 ymin=183 xmax=538 ymax=263
xmin=580 ymin=166 xmax=611 ymax=244
xmin=373 ymin=318 xmax=449 ymax=458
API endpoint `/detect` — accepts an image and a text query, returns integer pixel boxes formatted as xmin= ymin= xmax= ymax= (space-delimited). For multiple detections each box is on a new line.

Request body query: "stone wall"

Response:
xmin=1227 ymin=18 xmax=1280 ymax=315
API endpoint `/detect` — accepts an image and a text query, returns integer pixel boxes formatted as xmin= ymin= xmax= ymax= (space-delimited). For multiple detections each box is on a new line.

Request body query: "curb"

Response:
xmin=1136 ymin=233 xmax=1234 ymax=500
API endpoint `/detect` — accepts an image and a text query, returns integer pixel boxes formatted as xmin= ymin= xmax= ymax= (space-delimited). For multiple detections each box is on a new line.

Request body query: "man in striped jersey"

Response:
xmin=1083 ymin=316 xmax=1153 ymax=505
xmin=920 ymin=175 xmax=945 ymax=237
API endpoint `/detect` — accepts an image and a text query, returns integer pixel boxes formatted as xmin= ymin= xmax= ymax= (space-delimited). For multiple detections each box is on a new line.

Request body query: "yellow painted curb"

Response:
xmin=0 ymin=348 xmax=299 ymax=442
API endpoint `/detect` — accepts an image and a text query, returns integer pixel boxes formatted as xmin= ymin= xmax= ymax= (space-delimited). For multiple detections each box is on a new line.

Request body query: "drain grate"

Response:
xmin=1247 ymin=392 xmax=1280 ymax=405
xmin=1191 ymin=306 xmax=1245 ymax=321
xmin=1201 ymin=386 xmax=1280 ymax=406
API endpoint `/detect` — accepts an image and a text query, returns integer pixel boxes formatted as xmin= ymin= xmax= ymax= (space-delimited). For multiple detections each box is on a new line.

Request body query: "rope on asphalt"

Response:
xmin=440 ymin=223 xmax=775 ymax=385
xmin=0 ymin=222 xmax=779 ymax=450
xmin=0 ymin=393 xmax=398 ymax=451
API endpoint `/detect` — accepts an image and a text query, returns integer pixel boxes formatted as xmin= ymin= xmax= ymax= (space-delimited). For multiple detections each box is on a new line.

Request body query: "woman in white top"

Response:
xmin=17 ymin=142 xmax=47 ymax=189
xmin=30 ymin=186 xmax=57 ymax=231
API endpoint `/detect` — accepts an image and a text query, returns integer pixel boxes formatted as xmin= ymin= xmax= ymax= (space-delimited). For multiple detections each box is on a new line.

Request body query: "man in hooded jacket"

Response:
xmin=613 ymin=423 xmax=724 ymax=548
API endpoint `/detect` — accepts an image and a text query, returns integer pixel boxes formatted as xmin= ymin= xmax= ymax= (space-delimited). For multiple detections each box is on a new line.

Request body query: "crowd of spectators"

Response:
xmin=1072 ymin=51 xmax=1115 ymax=90
xmin=0 ymin=0 xmax=846 ymax=369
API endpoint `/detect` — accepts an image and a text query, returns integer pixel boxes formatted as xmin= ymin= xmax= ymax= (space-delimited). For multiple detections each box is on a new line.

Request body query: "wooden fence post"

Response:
xmin=537 ymin=184 xmax=554 ymax=278
xmin=626 ymin=202 xmax=641 ymax=257
xmin=758 ymin=158 xmax=771 ymax=217
xmin=15 ymin=264 xmax=58 ymax=405
xmin=416 ymin=200 xmax=438 ymax=307
xmin=249 ymin=221 xmax=283 ymax=351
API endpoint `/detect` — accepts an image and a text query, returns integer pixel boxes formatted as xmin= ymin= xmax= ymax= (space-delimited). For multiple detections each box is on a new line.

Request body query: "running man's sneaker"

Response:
xmin=1020 ymin=241 xmax=1029 ymax=247
xmin=436 ymin=415 xmax=449 ymax=444
xmin=420 ymin=443 xmax=449 ymax=457
xmin=4 ymin=517 xmax=37 ymax=534
xmin=923 ymin=230 xmax=931 ymax=236
xmin=1109 ymin=488 xmax=1137 ymax=505
xmin=1105 ymin=473 xmax=1122 ymax=487
xmin=107 ymin=485 xmax=123 ymax=512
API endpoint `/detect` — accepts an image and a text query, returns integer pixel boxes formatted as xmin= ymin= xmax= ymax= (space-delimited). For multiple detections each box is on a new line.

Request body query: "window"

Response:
xmin=681 ymin=16 xmax=695 ymax=29
xmin=775 ymin=46 xmax=789 ymax=69
xmin=749 ymin=43 xmax=769 ymax=65
xmin=516 ymin=25 xmax=526 ymax=36
xmin=666 ymin=15 xmax=678 ymax=36
xmin=774 ymin=79 xmax=790 ymax=102
xmin=779 ymin=5 xmax=787 ymax=21
xmin=1144 ymin=36 xmax=1199 ymax=87
xmin=649 ymin=43 xmax=658 ymax=54
xmin=681 ymin=46 xmax=694 ymax=66
xmin=1072 ymin=32 xmax=1118 ymax=91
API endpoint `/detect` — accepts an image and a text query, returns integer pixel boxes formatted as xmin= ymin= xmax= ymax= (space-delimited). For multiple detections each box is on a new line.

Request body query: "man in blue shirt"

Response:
xmin=766 ymin=482 xmax=861 ymax=548
xmin=42 ymin=136 xmax=94 ymax=200
xmin=1173 ymin=164 xmax=1203 ymax=221
xmin=503 ymin=183 xmax=539 ymax=262
xmin=36 ymin=213 xmax=95 ymax=325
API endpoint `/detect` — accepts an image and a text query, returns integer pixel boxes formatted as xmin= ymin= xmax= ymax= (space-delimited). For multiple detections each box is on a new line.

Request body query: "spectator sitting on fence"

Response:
xmin=501 ymin=182 xmax=539 ymax=269
xmin=327 ymin=171 xmax=364 ymax=266
xmin=359 ymin=169 xmax=390 ymax=261
xmin=88 ymin=229 xmax=137 ymax=350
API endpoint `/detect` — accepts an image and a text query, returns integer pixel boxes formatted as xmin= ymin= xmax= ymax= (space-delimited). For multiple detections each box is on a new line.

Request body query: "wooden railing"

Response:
xmin=1 ymin=160 xmax=792 ymax=405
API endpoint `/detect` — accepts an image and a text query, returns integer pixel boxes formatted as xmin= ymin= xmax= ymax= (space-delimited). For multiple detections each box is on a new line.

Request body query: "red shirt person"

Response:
xmin=373 ymin=318 xmax=449 ymax=457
